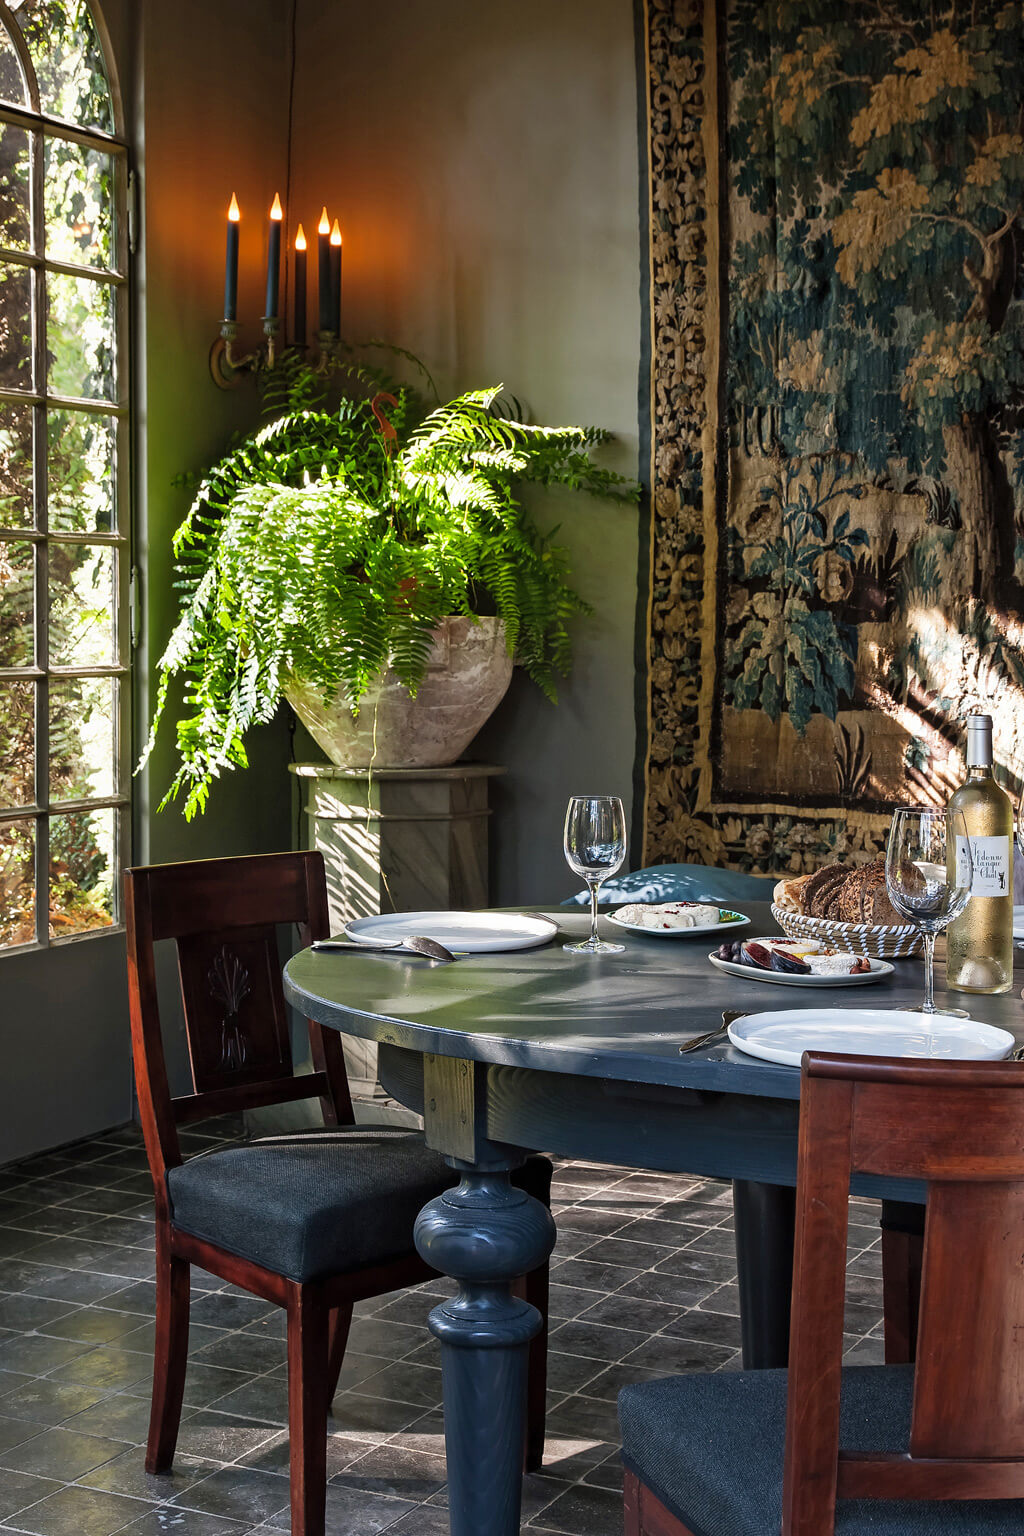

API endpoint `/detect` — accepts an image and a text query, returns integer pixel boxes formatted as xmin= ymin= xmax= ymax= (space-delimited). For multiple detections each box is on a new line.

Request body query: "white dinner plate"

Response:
xmin=709 ymin=951 xmax=893 ymax=987
xmin=607 ymin=908 xmax=749 ymax=938
xmin=728 ymin=1007 xmax=1014 ymax=1069
xmin=1014 ymin=905 xmax=1024 ymax=942
xmin=344 ymin=911 xmax=558 ymax=954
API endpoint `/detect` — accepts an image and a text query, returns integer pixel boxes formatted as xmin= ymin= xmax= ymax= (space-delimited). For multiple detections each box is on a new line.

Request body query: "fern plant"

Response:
xmin=141 ymin=354 xmax=636 ymax=818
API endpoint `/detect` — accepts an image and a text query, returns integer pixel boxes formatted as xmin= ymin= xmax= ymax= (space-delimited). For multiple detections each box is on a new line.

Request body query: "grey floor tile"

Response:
xmin=47 ymin=1348 xmax=152 ymax=1394
xmin=0 ymin=1299 xmax=77 ymax=1334
xmin=553 ymin=1208 xmax=629 ymax=1239
xmin=0 ymin=1337 xmax=93 ymax=1378
xmin=170 ymin=1413 xmax=280 ymax=1467
xmin=0 ymin=1426 xmax=130 ymax=1481
xmin=334 ymin=1318 xmax=421 ymax=1362
xmin=619 ymin=1334 xmax=733 ymax=1374
xmin=169 ymin=1467 xmax=290 ymax=1525
xmin=204 ymin=1376 xmax=287 ymax=1428
xmin=0 ymin=1378 xmax=112 ymax=1428
xmin=79 ymin=1448 xmax=213 ymax=1503
xmin=41 ymin=1310 xmax=155 ymax=1348
xmin=660 ymin=1307 xmax=743 ymax=1349
xmin=114 ymin=1509 xmax=250 ymax=1535
xmin=0 ymin=1424 xmax=40 ymax=1458
xmin=333 ymin=1443 xmax=447 ymax=1501
xmin=349 ymin=1361 xmax=442 ymax=1411
xmin=2 ymin=1483 xmax=147 ymax=1535
xmin=547 ymin=1319 xmax=648 ymax=1363
xmin=267 ymin=1480 xmax=418 ymax=1533
xmin=60 ymin=1396 xmax=156 ymax=1445
xmin=0 ymin=1469 xmax=62 ymax=1522
xmin=525 ymin=1479 xmax=624 ymax=1534
xmin=186 ymin=1340 xmax=280 ymax=1380
xmin=185 ymin=1300 xmax=272 ymax=1334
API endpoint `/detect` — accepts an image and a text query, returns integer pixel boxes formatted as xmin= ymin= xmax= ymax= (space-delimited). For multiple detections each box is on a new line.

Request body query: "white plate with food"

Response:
xmin=344 ymin=911 xmax=557 ymax=953
xmin=607 ymin=902 xmax=749 ymax=937
xmin=709 ymin=937 xmax=892 ymax=987
xmin=728 ymin=1007 xmax=1014 ymax=1068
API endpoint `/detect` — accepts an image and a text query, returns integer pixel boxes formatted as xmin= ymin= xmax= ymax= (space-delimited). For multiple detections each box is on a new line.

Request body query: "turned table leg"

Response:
xmin=415 ymin=1163 xmax=555 ymax=1536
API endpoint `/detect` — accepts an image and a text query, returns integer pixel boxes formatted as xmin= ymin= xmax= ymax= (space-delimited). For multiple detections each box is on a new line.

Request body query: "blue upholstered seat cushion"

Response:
xmin=619 ymin=1365 xmax=1024 ymax=1534
xmin=563 ymin=863 xmax=777 ymax=907
xmin=167 ymin=1127 xmax=552 ymax=1283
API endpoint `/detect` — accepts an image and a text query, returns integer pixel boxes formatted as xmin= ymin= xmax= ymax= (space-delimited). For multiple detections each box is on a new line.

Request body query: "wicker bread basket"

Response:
xmin=770 ymin=903 xmax=923 ymax=959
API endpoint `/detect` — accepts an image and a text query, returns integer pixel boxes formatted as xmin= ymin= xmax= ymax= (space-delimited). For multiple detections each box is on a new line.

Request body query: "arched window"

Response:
xmin=0 ymin=0 xmax=128 ymax=949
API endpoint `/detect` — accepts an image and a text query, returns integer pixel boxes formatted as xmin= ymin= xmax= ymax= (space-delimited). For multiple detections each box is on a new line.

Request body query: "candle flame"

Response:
xmin=270 ymin=193 xmax=283 ymax=221
xmin=227 ymin=193 xmax=240 ymax=222
xmin=295 ymin=223 xmax=307 ymax=251
xmin=330 ymin=219 xmax=342 ymax=247
xmin=318 ymin=206 xmax=330 ymax=235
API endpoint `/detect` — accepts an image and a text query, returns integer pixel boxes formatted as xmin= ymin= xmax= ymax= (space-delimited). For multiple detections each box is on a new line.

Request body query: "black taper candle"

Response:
xmin=317 ymin=206 xmax=331 ymax=334
xmin=265 ymin=193 xmax=282 ymax=318
xmin=293 ymin=224 xmax=307 ymax=346
xmin=224 ymin=193 xmax=240 ymax=321
xmin=330 ymin=219 xmax=341 ymax=337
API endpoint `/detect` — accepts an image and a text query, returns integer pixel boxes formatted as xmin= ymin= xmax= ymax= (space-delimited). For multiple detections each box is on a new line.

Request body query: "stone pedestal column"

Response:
xmin=289 ymin=763 xmax=505 ymax=1104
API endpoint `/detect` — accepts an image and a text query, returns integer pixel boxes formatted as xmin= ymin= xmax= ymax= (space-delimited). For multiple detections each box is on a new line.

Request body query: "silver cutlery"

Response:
xmin=311 ymin=935 xmax=458 ymax=963
xmin=679 ymin=1010 xmax=745 ymax=1054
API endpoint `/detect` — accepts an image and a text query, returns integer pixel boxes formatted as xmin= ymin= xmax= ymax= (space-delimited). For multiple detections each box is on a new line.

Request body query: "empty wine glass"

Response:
xmin=563 ymin=795 xmax=627 ymax=954
xmin=885 ymin=807 xmax=973 ymax=1017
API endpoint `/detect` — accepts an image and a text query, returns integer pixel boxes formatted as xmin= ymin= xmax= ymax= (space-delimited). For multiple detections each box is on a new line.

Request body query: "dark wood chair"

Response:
xmin=125 ymin=850 xmax=551 ymax=1536
xmin=619 ymin=1052 xmax=1024 ymax=1535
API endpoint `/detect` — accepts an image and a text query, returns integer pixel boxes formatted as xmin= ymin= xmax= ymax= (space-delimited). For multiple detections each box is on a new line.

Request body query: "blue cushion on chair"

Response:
xmin=168 ymin=1126 xmax=552 ymax=1284
xmin=618 ymin=1365 xmax=1024 ymax=1535
xmin=564 ymin=863 xmax=777 ymax=907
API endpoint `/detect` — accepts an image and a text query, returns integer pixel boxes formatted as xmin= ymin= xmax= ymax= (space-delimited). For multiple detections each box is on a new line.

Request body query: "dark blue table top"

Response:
xmin=283 ymin=902 xmax=1024 ymax=1103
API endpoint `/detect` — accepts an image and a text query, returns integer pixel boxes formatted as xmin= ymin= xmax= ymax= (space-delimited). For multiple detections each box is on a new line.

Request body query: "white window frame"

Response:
xmin=0 ymin=0 xmax=130 ymax=951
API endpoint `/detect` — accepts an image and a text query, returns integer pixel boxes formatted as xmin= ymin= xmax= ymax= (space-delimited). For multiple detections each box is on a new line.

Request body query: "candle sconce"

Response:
xmin=209 ymin=317 xmax=282 ymax=389
xmin=211 ymin=196 xmax=343 ymax=390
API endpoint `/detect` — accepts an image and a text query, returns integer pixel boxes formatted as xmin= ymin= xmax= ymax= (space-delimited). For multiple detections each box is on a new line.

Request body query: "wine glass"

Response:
xmin=885 ymin=807 xmax=973 ymax=1017
xmin=563 ymin=795 xmax=627 ymax=954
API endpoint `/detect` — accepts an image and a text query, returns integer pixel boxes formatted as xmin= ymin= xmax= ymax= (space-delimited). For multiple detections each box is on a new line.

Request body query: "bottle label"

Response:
xmin=956 ymin=835 xmax=1010 ymax=898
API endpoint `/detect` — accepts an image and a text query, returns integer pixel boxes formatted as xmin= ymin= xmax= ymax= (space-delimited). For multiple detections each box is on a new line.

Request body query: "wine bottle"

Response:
xmin=946 ymin=713 xmax=1013 ymax=994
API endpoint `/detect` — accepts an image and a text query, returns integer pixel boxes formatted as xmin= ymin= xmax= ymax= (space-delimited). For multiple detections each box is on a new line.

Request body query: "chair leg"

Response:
xmin=624 ymin=1468 xmax=643 ymax=1536
xmin=326 ymin=1303 xmax=353 ymax=1405
xmin=521 ymin=1263 xmax=549 ymax=1473
xmin=146 ymin=1238 xmax=190 ymax=1474
xmin=286 ymin=1284 xmax=330 ymax=1536
xmin=880 ymin=1200 xmax=924 ymax=1364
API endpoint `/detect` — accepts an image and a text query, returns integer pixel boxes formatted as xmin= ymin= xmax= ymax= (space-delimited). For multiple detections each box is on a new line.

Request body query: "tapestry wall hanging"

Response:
xmin=636 ymin=0 xmax=1024 ymax=875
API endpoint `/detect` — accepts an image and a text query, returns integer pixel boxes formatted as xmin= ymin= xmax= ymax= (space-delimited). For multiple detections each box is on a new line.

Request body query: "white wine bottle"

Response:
xmin=946 ymin=713 xmax=1013 ymax=994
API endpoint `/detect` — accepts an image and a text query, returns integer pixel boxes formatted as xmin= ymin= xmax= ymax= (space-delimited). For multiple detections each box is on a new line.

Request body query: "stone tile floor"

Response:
xmin=0 ymin=1120 xmax=886 ymax=1535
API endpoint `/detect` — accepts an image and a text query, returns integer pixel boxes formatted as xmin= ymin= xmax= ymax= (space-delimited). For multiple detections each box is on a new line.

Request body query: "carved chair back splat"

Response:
xmin=125 ymin=850 xmax=352 ymax=1219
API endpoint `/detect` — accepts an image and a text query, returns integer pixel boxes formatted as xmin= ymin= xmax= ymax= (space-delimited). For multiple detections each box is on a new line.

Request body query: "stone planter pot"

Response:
xmin=284 ymin=615 xmax=513 ymax=769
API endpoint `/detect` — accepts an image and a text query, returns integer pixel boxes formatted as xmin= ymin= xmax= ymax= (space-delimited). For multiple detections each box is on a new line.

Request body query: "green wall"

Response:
xmin=289 ymin=0 xmax=643 ymax=904
xmin=133 ymin=0 xmax=296 ymax=865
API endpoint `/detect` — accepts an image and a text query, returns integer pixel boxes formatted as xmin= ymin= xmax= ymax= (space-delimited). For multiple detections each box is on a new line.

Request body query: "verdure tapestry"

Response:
xmin=637 ymin=0 xmax=1024 ymax=874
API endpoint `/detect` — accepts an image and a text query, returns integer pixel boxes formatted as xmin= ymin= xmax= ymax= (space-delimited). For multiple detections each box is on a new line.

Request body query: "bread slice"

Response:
xmin=805 ymin=866 xmax=849 ymax=917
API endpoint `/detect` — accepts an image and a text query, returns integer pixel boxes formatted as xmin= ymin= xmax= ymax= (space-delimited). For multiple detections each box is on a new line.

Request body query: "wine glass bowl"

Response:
xmin=564 ymin=795 xmax=627 ymax=955
xmin=885 ymin=807 xmax=972 ymax=1016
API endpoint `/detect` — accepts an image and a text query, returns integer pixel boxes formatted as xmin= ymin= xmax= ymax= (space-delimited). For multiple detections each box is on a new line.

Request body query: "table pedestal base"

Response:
xmin=414 ymin=1165 xmax=556 ymax=1536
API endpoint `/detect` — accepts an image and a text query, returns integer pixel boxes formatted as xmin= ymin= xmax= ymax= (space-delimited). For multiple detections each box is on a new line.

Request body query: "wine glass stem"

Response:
xmin=589 ymin=880 xmax=602 ymax=947
xmin=922 ymin=929 xmax=937 ymax=1014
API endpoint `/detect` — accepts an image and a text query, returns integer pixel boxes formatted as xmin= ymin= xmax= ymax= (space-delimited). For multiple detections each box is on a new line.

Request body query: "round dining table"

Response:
xmin=282 ymin=900 xmax=1024 ymax=1536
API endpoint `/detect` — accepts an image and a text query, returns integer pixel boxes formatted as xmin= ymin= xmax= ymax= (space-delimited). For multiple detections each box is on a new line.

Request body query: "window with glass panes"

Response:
xmin=0 ymin=0 xmax=128 ymax=950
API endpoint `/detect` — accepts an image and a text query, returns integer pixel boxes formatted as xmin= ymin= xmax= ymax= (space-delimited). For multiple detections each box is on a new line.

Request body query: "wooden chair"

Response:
xmin=125 ymin=850 xmax=551 ymax=1536
xmin=619 ymin=1052 xmax=1024 ymax=1535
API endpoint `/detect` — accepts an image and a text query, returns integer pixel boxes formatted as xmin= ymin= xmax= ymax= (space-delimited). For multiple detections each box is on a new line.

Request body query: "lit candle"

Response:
xmin=293 ymin=223 xmax=307 ymax=346
xmin=264 ymin=192 xmax=283 ymax=320
xmin=224 ymin=193 xmax=240 ymax=322
xmin=330 ymin=218 xmax=342 ymax=337
xmin=317 ymin=206 xmax=331 ymax=335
